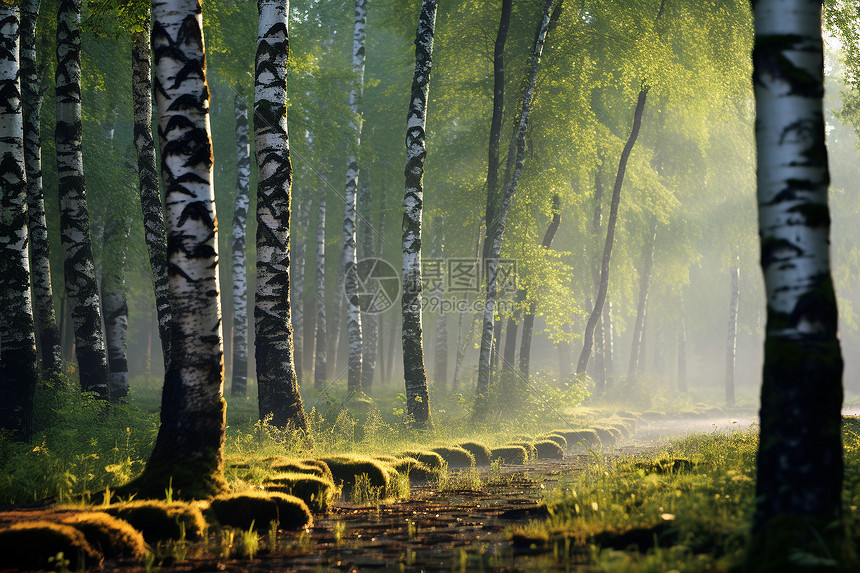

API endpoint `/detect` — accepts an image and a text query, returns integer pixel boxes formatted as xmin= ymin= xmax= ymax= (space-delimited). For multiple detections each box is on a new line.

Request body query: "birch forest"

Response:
xmin=1 ymin=0 xmax=860 ymax=570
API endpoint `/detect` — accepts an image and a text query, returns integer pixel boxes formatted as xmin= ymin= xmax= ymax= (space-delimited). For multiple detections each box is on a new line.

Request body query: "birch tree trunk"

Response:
xmin=255 ymin=0 xmax=307 ymax=430
xmin=725 ymin=258 xmax=739 ymax=408
xmin=628 ymin=222 xmax=656 ymax=378
xmin=603 ymin=300 xmax=614 ymax=382
xmin=130 ymin=0 xmax=227 ymax=499
xmin=501 ymin=290 xmax=523 ymax=372
xmin=132 ymin=22 xmax=171 ymax=372
xmin=231 ymin=95 xmax=250 ymax=398
xmin=518 ymin=194 xmax=561 ymax=382
xmin=101 ymin=215 xmax=130 ymax=402
xmin=358 ymin=182 xmax=377 ymax=393
xmin=677 ymin=315 xmax=686 ymax=393
xmin=576 ymin=87 xmax=648 ymax=374
xmin=342 ymin=0 xmax=367 ymax=394
xmin=21 ymin=0 xmax=60 ymax=374
xmin=291 ymin=196 xmax=312 ymax=383
xmin=56 ymin=0 xmax=108 ymax=398
xmin=314 ymin=198 xmax=327 ymax=389
xmin=750 ymin=0 xmax=843 ymax=545
xmin=0 ymin=4 xmax=38 ymax=440
xmin=401 ymin=0 xmax=437 ymax=427
xmin=474 ymin=0 xmax=559 ymax=418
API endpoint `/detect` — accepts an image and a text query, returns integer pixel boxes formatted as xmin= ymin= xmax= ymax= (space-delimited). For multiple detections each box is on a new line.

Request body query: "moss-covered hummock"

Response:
xmin=264 ymin=472 xmax=336 ymax=512
xmin=268 ymin=458 xmax=334 ymax=482
xmin=62 ymin=512 xmax=146 ymax=559
xmin=490 ymin=445 xmax=528 ymax=465
xmin=105 ymin=500 xmax=207 ymax=542
xmin=400 ymin=450 xmax=447 ymax=472
xmin=458 ymin=441 xmax=492 ymax=466
xmin=431 ymin=446 xmax=475 ymax=469
xmin=0 ymin=521 xmax=102 ymax=570
xmin=533 ymin=440 xmax=564 ymax=460
xmin=552 ymin=429 xmax=601 ymax=448
xmin=542 ymin=433 xmax=567 ymax=449
xmin=209 ymin=491 xmax=312 ymax=530
xmin=390 ymin=457 xmax=436 ymax=482
xmin=507 ymin=441 xmax=536 ymax=460
xmin=319 ymin=455 xmax=392 ymax=492
xmin=593 ymin=425 xmax=621 ymax=445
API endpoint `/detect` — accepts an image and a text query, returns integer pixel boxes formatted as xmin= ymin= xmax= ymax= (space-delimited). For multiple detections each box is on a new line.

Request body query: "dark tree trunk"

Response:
xmin=677 ymin=316 xmax=687 ymax=394
xmin=101 ymin=216 xmax=130 ymax=402
xmin=518 ymin=194 xmax=561 ymax=382
xmin=401 ymin=0 xmax=437 ymax=427
xmin=0 ymin=3 xmax=39 ymax=440
xmin=56 ymin=0 xmax=109 ymax=398
xmin=128 ymin=0 xmax=227 ymax=500
xmin=475 ymin=0 xmax=560 ymax=419
xmin=231 ymin=95 xmax=250 ymax=398
xmin=132 ymin=22 xmax=171 ymax=372
xmin=501 ymin=290 xmax=524 ymax=372
xmin=576 ymin=88 xmax=648 ymax=374
xmin=255 ymin=0 xmax=307 ymax=430
xmin=750 ymin=0 xmax=843 ymax=553
xmin=628 ymin=222 xmax=656 ymax=378
xmin=21 ymin=0 xmax=61 ymax=375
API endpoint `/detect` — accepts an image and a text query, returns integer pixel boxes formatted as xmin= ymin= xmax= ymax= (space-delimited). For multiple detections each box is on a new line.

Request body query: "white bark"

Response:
xmin=231 ymin=95 xmax=250 ymax=397
xmin=314 ymin=197 xmax=327 ymax=389
xmin=342 ymin=0 xmax=367 ymax=393
xmin=0 ymin=4 xmax=38 ymax=439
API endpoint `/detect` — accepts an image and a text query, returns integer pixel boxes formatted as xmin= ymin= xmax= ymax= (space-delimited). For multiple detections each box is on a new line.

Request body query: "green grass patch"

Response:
xmin=458 ymin=441 xmax=493 ymax=466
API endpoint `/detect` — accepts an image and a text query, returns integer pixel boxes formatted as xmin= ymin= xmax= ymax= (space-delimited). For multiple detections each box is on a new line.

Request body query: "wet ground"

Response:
xmin=2 ymin=416 xmax=759 ymax=572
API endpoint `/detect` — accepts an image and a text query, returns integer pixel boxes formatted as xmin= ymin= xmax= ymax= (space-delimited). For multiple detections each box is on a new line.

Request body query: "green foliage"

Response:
xmin=0 ymin=375 xmax=157 ymax=504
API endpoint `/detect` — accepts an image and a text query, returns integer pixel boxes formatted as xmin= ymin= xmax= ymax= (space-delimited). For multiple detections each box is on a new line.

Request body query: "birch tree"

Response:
xmin=725 ymin=256 xmax=739 ymax=408
xmin=255 ymin=0 xmax=307 ymax=430
xmin=750 ymin=0 xmax=843 ymax=556
xmin=401 ymin=0 xmax=437 ymax=427
xmin=128 ymin=0 xmax=227 ymax=499
xmin=56 ymin=0 xmax=109 ymax=398
xmin=21 ymin=0 xmax=60 ymax=374
xmin=314 ymin=197 xmax=327 ymax=389
xmin=474 ymin=0 xmax=559 ymax=418
xmin=131 ymin=13 xmax=171 ymax=372
xmin=0 ymin=3 xmax=38 ymax=440
xmin=342 ymin=0 xmax=367 ymax=394
xmin=292 ymin=195 xmax=312 ymax=382
xmin=101 ymin=215 xmax=130 ymax=402
xmin=231 ymin=95 xmax=250 ymax=398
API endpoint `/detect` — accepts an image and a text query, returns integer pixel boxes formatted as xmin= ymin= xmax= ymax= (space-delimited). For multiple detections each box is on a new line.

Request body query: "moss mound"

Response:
xmin=431 ymin=446 xmax=475 ymax=469
xmin=491 ymin=445 xmax=528 ymax=465
xmin=542 ymin=434 xmax=567 ymax=449
xmin=391 ymin=457 xmax=436 ymax=482
xmin=62 ymin=512 xmax=146 ymax=559
xmin=210 ymin=491 xmax=312 ymax=530
xmin=319 ymin=455 xmax=392 ymax=491
xmin=264 ymin=472 xmax=336 ymax=512
xmin=507 ymin=441 xmax=536 ymax=460
xmin=533 ymin=440 xmax=564 ymax=460
xmin=593 ymin=425 xmax=622 ymax=444
xmin=105 ymin=500 xmax=206 ymax=542
xmin=458 ymin=441 xmax=492 ymax=466
xmin=400 ymin=450 xmax=447 ymax=471
xmin=552 ymin=428 xmax=601 ymax=448
xmin=269 ymin=458 xmax=333 ymax=482
xmin=0 ymin=521 xmax=102 ymax=570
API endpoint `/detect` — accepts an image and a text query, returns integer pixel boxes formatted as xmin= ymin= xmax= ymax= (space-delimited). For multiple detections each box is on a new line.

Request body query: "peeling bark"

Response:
xmin=132 ymin=21 xmax=171 ymax=372
xmin=21 ymin=0 xmax=60 ymax=374
xmin=231 ymin=95 xmax=250 ymax=398
xmin=56 ymin=0 xmax=109 ymax=398
xmin=401 ymin=0 xmax=437 ymax=427
xmin=751 ymin=0 xmax=843 ymax=534
xmin=255 ymin=0 xmax=307 ymax=430
xmin=0 ymin=4 xmax=38 ymax=440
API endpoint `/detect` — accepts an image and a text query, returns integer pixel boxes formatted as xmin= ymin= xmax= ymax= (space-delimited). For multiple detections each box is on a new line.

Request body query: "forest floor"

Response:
xmin=0 ymin=414 xmax=758 ymax=573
